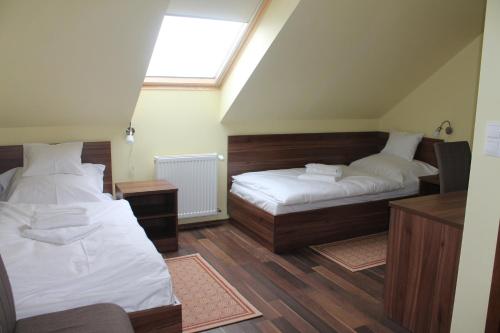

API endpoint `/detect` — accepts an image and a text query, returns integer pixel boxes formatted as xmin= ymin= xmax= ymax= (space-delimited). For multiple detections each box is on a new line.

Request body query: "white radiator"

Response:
xmin=154 ymin=153 xmax=218 ymax=219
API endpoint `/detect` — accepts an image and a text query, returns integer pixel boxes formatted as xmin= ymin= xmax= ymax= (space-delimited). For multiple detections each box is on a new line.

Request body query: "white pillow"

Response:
xmin=411 ymin=160 xmax=440 ymax=178
xmin=23 ymin=142 xmax=85 ymax=177
xmin=381 ymin=131 xmax=424 ymax=161
xmin=0 ymin=168 xmax=20 ymax=200
xmin=0 ymin=168 xmax=19 ymax=193
xmin=82 ymin=163 xmax=106 ymax=193
xmin=350 ymin=153 xmax=438 ymax=184
xmin=6 ymin=169 xmax=110 ymax=205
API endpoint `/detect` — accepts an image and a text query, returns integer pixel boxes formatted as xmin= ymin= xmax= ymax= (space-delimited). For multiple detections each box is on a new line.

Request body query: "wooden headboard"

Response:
xmin=0 ymin=141 xmax=113 ymax=194
xmin=228 ymin=131 xmax=441 ymax=187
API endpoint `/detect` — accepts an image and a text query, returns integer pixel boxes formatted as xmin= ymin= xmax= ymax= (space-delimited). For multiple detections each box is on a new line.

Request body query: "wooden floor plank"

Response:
xmin=269 ymin=300 xmax=320 ymax=333
xmin=256 ymin=320 xmax=282 ymax=333
xmin=167 ymin=222 xmax=405 ymax=333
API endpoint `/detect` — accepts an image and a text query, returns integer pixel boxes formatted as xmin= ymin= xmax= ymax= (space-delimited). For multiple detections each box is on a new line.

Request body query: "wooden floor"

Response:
xmin=165 ymin=222 xmax=408 ymax=333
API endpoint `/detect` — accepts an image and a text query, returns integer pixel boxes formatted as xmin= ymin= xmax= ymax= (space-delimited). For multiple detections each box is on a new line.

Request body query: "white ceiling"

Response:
xmin=0 ymin=0 xmax=169 ymax=128
xmin=222 ymin=0 xmax=486 ymax=123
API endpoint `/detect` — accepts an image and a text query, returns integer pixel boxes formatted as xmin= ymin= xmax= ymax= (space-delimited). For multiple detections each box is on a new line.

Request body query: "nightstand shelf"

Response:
xmin=115 ymin=180 xmax=178 ymax=252
xmin=419 ymin=175 xmax=440 ymax=195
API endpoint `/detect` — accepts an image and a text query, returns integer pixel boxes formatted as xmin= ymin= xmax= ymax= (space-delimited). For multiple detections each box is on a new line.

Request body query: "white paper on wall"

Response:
xmin=485 ymin=122 xmax=500 ymax=157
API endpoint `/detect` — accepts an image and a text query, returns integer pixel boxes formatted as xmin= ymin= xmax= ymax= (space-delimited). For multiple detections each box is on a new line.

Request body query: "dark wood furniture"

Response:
xmin=486 ymin=221 xmax=500 ymax=333
xmin=384 ymin=191 xmax=467 ymax=333
xmin=434 ymin=141 xmax=471 ymax=194
xmin=0 ymin=142 xmax=182 ymax=333
xmin=115 ymin=180 xmax=178 ymax=253
xmin=128 ymin=304 xmax=182 ymax=333
xmin=227 ymin=132 xmax=442 ymax=253
xmin=419 ymin=174 xmax=440 ymax=195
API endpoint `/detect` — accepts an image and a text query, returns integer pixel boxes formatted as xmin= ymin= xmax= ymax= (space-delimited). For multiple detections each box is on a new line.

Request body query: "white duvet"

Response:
xmin=0 ymin=200 xmax=175 ymax=319
xmin=232 ymin=167 xmax=404 ymax=206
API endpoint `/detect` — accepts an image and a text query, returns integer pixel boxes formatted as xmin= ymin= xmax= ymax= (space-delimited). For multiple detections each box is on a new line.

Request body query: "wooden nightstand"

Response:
xmin=115 ymin=180 xmax=178 ymax=252
xmin=419 ymin=175 xmax=440 ymax=195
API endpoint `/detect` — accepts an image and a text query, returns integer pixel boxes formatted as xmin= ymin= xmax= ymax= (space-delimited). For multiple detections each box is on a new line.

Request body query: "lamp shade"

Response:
xmin=126 ymin=133 xmax=135 ymax=144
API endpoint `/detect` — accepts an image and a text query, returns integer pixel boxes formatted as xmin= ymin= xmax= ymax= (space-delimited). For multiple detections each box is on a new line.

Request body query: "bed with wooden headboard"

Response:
xmin=227 ymin=131 xmax=441 ymax=253
xmin=0 ymin=142 xmax=114 ymax=193
xmin=0 ymin=141 xmax=182 ymax=333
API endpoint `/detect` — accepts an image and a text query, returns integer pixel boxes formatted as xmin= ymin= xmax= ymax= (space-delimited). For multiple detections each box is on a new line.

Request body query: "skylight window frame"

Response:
xmin=143 ymin=0 xmax=269 ymax=89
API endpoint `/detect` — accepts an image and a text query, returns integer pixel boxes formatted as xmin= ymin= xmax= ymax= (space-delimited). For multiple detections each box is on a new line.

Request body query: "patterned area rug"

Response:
xmin=310 ymin=233 xmax=387 ymax=272
xmin=166 ymin=254 xmax=261 ymax=333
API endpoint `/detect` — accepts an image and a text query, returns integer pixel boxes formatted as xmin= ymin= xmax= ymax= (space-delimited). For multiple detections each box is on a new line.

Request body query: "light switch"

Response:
xmin=485 ymin=122 xmax=500 ymax=157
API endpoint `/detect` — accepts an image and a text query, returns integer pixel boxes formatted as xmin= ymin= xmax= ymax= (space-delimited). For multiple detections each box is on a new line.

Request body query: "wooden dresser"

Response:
xmin=384 ymin=191 xmax=466 ymax=333
xmin=486 ymin=221 xmax=500 ymax=333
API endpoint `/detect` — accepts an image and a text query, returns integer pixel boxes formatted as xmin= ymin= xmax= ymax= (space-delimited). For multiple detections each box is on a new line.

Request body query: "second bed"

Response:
xmin=228 ymin=132 xmax=441 ymax=253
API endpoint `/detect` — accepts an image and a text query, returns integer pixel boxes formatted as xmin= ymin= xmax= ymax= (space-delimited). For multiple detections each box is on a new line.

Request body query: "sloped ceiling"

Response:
xmin=0 ymin=0 xmax=169 ymax=127
xmin=222 ymin=0 xmax=486 ymax=123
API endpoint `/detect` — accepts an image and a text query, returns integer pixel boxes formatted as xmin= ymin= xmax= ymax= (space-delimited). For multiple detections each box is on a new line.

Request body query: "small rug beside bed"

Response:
xmin=311 ymin=233 xmax=387 ymax=272
xmin=166 ymin=254 xmax=261 ymax=333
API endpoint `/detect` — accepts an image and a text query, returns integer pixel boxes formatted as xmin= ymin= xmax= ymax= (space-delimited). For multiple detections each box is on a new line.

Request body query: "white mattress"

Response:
xmin=231 ymin=168 xmax=419 ymax=215
xmin=0 ymin=200 xmax=176 ymax=319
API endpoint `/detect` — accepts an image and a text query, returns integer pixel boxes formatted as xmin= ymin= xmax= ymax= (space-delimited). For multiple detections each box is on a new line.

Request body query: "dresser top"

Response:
xmin=115 ymin=180 xmax=177 ymax=196
xmin=390 ymin=191 xmax=467 ymax=229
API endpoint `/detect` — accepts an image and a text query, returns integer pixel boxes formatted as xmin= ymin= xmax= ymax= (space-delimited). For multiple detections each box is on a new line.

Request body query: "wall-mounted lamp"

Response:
xmin=125 ymin=122 xmax=135 ymax=144
xmin=433 ymin=120 xmax=453 ymax=138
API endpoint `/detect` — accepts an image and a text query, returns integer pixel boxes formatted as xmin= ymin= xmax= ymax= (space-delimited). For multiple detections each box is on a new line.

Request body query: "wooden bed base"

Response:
xmin=129 ymin=303 xmax=182 ymax=333
xmin=228 ymin=192 xmax=414 ymax=253
xmin=227 ymin=132 xmax=441 ymax=253
xmin=0 ymin=142 xmax=183 ymax=332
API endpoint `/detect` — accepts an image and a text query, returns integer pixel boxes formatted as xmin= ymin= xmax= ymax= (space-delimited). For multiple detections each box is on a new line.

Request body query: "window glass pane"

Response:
xmin=146 ymin=15 xmax=247 ymax=79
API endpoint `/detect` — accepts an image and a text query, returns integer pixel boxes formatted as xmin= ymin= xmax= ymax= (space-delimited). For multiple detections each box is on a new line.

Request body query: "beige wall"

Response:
xmin=221 ymin=0 xmax=485 ymax=124
xmin=220 ymin=0 xmax=300 ymax=119
xmin=0 ymin=0 xmax=169 ymax=128
xmin=126 ymin=89 xmax=227 ymax=224
xmin=451 ymin=0 xmax=500 ymax=331
xmin=379 ymin=36 xmax=483 ymax=142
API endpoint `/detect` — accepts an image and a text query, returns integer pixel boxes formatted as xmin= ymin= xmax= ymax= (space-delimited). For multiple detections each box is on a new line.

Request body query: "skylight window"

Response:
xmin=144 ymin=0 xmax=266 ymax=87
xmin=146 ymin=16 xmax=247 ymax=81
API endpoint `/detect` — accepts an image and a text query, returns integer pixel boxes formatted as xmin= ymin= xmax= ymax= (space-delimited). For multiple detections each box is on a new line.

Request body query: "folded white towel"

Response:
xmin=305 ymin=164 xmax=343 ymax=178
xmin=31 ymin=207 xmax=90 ymax=230
xmin=298 ymin=173 xmax=339 ymax=184
xmin=21 ymin=223 xmax=102 ymax=245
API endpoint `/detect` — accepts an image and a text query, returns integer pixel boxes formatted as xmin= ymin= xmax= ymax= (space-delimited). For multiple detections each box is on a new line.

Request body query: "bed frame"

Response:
xmin=0 ymin=142 xmax=114 ymax=194
xmin=0 ymin=141 xmax=182 ymax=333
xmin=228 ymin=132 xmax=441 ymax=253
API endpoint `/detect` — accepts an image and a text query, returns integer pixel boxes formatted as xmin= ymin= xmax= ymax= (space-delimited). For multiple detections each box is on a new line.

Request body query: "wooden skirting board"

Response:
xmin=178 ymin=219 xmax=228 ymax=231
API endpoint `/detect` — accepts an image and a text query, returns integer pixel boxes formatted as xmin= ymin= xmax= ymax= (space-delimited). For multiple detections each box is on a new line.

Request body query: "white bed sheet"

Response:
xmin=232 ymin=167 xmax=404 ymax=206
xmin=230 ymin=168 xmax=419 ymax=215
xmin=0 ymin=200 xmax=176 ymax=319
